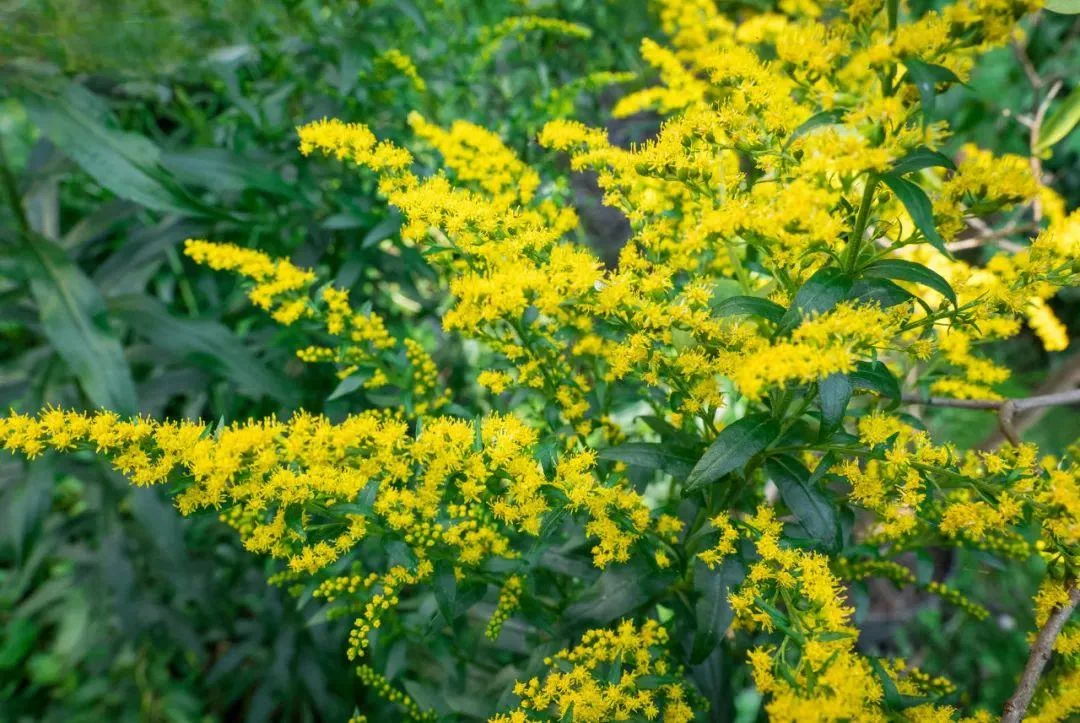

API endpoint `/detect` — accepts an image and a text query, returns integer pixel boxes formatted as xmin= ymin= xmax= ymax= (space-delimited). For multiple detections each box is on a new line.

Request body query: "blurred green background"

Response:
xmin=0 ymin=0 xmax=1077 ymax=720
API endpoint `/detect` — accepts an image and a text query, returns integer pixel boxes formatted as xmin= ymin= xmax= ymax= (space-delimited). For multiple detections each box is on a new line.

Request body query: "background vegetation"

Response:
xmin=0 ymin=0 xmax=1076 ymax=721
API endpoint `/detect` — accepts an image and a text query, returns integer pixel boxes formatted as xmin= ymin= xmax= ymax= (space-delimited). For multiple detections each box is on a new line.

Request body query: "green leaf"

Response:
xmin=60 ymin=199 xmax=137 ymax=251
xmin=361 ymin=213 xmax=403 ymax=248
xmin=765 ymin=455 xmax=838 ymax=549
xmin=433 ymin=561 xmax=460 ymax=623
xmin=880 ymin=172 xmax=951 ymax=258
xmin=638 ymin=415 xmax=697 ymax=446
xmin=712 ymin=295 xmax=786 ymax=324
xmin=161 ymin=147 xmax=293 ymax=196
xmin=902 ymin=59 xmax=961 ymax=125
xmin=107 ymin=294 xmax=297 ymax=405
xmin=886 ymin=0 xmax=899 ymax=28
xmin=692 ymin=558 xmax=743 ymax=662
xmin=17 ymin=235 xmax=137 ymax=413
xmin=862 ymin=258 xmax=957 ymax=306
xmin=0 ymin=618 xmax=38 ymax=670
xmin=21 ymin=84 xmax=214 ymax=217
xmin=778 ymin=266 xmax=853 ymax=334
xmin=890 ymin=146 xmax=955 ymax=175
xmin=327 ymin=371 xmax=373 ymax=401
xmin=818 ymin=373 xmax=852 ymax=437
xmin=565 ymin=563 xmax=672 ymax=625
xmin=685 ymin=414 xmax=780 ymax=491
xmin=1035 ymin=85 xmax=1080 ymax=152
xmin=784 ymin=109 xmax=845 ymax=147
xmin=848 ymin=277 xmax=913 ymax=308
xmin=1045 ymin=0 xmax=1080 ymax=13
xmin=598 ymin=443 xmax=699 ymax=479
xmin=850 ymin=361 xmax=901 ymax=406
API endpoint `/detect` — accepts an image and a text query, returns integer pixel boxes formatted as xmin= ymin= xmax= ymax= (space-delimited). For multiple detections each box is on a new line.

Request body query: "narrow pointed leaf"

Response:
xmin=850 ymin=361 xmax=901 ymax=406
xmin=784 ymin=109 xmax=845 ymax=147
xmin=818 ymin=373 xmax=852 ymax=437
xmin=1045 ymin=0 xmax=1080 ymax=13
xmin=902 ymin=59 xmax=961 ymax=124
xmin=862 ymin=259 xmax=956 ymax=305
xmin=1035 ymin=85 xmax=1080 ymax=152
xmin=711 ymin=295 xmax=786 ymax=324
xmin=107 ymin=293 xmax=297 ymax=405
xmin=598 ymin=443 xmax=699 ymax=479
xmin=880 ymin=172 xmax=951 ymax=258
xmin=848 ymin=277 xmax=912 ymax=308
xmin=17 ymin=235 xmax=137 ymax=413
xmin=778 ymin=267 xmax=853 ymax=334
xmin=766 ymin=454 xmax=838 ymax=549
xmin=890 ymin=146 xmax=955 ymax=175
xmin=685 ymin=414 xmax=780 ymax=491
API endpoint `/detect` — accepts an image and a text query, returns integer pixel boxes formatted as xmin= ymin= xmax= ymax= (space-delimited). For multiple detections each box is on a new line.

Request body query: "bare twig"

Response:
xmin=947 ymin=219 xmax=1036 ymax=253
xmin=982 ymin=354 xmax=1080 ymax=450
xmin=1001 ymin=584 xmax=1080 ymax=723
xmin=1011 ymin=38 xmax=1044 ymax=92
xmin=1011 ymin=18 xmax=1058 ymax=222
xmin=901 ymin=389 xmax=1080 ymax=445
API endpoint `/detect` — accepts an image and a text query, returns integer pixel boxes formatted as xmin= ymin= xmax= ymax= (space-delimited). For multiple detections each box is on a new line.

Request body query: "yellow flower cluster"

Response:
xmin=491 ymin=619 xmax=695 ymax=723
xmin=355 ymin=664 xmax=434 ymax=721
xmin=485 ymin=574 xmax=523 ymax=640
xmin=186 ymin=238 xmax=449 ymax=416
xmin=0 ymin=406 xmax=663 ymax=663
xmin=375 ymin=48 xmax=426 ymax=92
xmin=478 ymin=15 xmax=593 ymax=63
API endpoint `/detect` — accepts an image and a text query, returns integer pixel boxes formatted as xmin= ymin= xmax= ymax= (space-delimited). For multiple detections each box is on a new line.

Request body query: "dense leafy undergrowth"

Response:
xmin=2 ymin=0 xmax=1080 ymax=721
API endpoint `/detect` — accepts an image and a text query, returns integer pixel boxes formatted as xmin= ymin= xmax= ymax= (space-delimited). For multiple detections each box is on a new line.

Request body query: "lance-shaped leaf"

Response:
xmin=22 ymin=83 xmax=218 ymax=217
xmin=784 ymin=109 xmax=846 ymax=148
xmin=862 ymin=258 xmax=957 ymax=306
xmin=598 ymin=443 xmax=699 ymax=479
xmin=848 ymin=277 xmax=912 ymax=308
xmin=890 ymin=146 xmax=955 ymax=175
xmin=685 ymin=414 xmax=780 ymax=491
xmin=16 ymin=235 xmax=137 ymax=413
xmin=902 ymin=58 xmax=961 ymax=125
xmin=691 ymin=557 xmax=744 ymax=662
xmin=818 ymin=373 xmax=852 ymax=438
xmin=1045 ymin=0 xmax=1080 ymax=13
xmin=766 ymin=454 xmax=838 ymax=549
xmin=107 ymin=293 xmax=298 ymax=405
xmin=880 ymin=172 xmax=951 ymax=258
xmin=1035 ymin=85 xmax=1080 ymax=152
xmin=712 ymin=295 xmax=786 ymax=324
xmin=850 ymin=360 xmax=901 ymax=407
xmin=778 ymin=266 xmax=853 ymax=334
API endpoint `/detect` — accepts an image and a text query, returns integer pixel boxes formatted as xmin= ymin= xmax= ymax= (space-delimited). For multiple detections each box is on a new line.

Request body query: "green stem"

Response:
xmin=727 ymin=237 xmax=753 ymax=293
xmin=844 ymin=175 xmax=878 ymax=274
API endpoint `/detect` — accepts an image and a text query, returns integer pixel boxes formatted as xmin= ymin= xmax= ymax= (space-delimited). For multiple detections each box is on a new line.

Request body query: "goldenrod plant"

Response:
xmin=0 ymin=1 xmax=653 ymax=718
xmin=3 ymin=0 xmax=1080 ymax=721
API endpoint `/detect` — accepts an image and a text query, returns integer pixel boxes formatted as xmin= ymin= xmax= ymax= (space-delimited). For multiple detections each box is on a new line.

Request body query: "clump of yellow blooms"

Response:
xmin=355 ymin=664 xmax=434 ymax=720
xmin=4 ymin=0 xmax=1080 ymax=720
xmin=375 ymin=48 xmax=426 ymax=93
xmin=486 ymin=574 xmax=523 ymax=640
xmin=491 ymin=620 xmax=696 ymax=723
xmin=478 ymin=15 xmax=593 ymax=64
